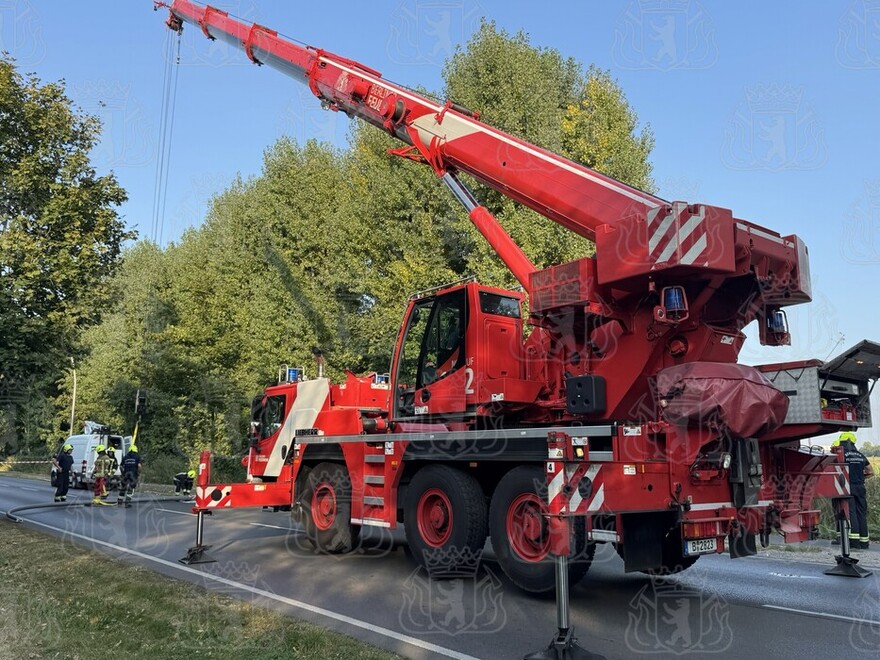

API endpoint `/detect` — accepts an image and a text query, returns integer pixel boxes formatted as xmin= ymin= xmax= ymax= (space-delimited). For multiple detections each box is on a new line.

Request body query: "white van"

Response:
xmin=50 ymin=424 xmax=131 ymax=490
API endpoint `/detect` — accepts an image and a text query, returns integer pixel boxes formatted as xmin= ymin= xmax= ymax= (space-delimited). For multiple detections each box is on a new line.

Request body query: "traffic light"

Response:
xmin=135 ymin=389 xmax=147 ymax=416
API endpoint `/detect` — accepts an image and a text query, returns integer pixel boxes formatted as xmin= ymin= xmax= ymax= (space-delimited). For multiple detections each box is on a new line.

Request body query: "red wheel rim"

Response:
xmin=507 ymin=493 xmax=549 ymax=562
xmin=416 ymin=488 xmax=453 ymax=547
xmin=312 ymin=482 xmax=337 ymax=531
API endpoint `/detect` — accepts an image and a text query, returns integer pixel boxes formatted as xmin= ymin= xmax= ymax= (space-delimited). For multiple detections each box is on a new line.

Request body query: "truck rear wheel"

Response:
xmin=490 ymin=466 xmax=594 ymax=594
xmin=301 ymin=462 xmax=359 ymax=554
xmin=404 ymin=465 xmax=487 ymax=574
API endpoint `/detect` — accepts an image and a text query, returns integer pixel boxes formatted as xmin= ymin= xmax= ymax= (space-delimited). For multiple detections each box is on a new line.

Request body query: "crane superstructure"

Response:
xmin=158 ymin=1 xmax=876 ymax=592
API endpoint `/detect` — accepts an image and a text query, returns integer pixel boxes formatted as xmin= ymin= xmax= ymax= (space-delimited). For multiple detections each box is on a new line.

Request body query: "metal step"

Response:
xmin=363 ymin=496 xmax=384 ymax=506
xmin=364 ymin=475 xmax=384 ymax=485
xmin=365 ymin=455 xmax=385 ymax=464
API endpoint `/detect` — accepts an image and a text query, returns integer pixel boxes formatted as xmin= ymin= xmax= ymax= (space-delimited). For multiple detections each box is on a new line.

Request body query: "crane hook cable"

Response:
xmin=151 ymin=29 xmax=182 ymax=245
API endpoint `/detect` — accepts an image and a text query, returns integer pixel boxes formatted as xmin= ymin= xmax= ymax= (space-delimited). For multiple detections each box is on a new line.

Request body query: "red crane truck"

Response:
xmin=157 ymin=1 xmax=878 ymax=592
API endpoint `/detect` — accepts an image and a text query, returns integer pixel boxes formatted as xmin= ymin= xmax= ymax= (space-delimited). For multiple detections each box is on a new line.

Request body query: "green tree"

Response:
xmin=70 ymin=23 xmax=656 ymax=462
xmin=0 ymin=55 xmax=133 ymax=452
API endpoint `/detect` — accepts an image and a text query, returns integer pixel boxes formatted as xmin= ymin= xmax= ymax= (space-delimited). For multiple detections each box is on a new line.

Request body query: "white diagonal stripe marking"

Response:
xmin=680 ymin=233 xmax=708 ymax=265
xmin=648 ymin=211 xmax=675 ymax=254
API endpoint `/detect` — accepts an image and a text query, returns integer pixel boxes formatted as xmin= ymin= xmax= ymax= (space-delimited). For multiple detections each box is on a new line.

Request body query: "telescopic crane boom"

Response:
xmin=157 ymin=0 xmax=668 ymax=289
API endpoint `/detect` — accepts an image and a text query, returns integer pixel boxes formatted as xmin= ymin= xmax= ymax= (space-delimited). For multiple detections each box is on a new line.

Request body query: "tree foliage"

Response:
xmin=444 ymin=21 xmax=654 ymax=285
xmin=0 ymin=55 xmax=132 ymax=453
xmin=66 ymin=26 xmax=654 ymax=461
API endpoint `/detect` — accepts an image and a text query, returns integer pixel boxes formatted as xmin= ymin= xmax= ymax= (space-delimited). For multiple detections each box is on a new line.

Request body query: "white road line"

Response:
xmin=762 ymin=604 xmax=880 ymax=626
xmin=19 ymin=517 xmax=479 ymax=660
xmin=19 ymin=486 xmax=42 ymax=491
xmin=767 ymin=572 xmax=822 ymax=579
xmin=249 ymin=522 xmax=291 ymax=530
xmin=155 ymin=508 xmax=195 ymax=516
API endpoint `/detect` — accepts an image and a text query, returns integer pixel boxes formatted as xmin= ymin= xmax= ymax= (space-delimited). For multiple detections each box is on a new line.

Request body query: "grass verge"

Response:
xmin=0 ymin=521 xmax=399 ymax=660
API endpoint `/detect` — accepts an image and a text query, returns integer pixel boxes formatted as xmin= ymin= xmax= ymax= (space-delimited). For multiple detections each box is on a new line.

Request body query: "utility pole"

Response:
xmin=69 ymin=358 xmax=77 ymax=434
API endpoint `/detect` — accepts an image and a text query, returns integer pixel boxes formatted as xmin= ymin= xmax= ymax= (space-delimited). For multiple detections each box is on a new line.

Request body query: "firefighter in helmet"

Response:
xmin=173 ymin=469 xmax=196 ymax=497
xmin=52 ymin=443 xmax=74 ymax=502
xmin=91 ymin=445 xmax=113 ymax=506
xmin=838 ymin=431 xmax=875 ymax=549
xmin=119 ymin=444 xmax=142 ymax=507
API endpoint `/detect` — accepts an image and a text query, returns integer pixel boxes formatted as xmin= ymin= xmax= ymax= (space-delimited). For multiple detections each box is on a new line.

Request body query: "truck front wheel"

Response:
xmin=490 ymin=466 xmax=594 ymax=594
xmin=301 ymin=462 xmax=359 ymax=554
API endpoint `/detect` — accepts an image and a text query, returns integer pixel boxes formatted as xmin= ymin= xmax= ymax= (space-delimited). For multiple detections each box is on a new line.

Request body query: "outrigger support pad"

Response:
xmin=523 ymin=554 xmax=606 ymax=660
xmin=179 ymin=509 xmax=217 ymax=564
xmin=824 ymin=516 xmax=872 ymax=578
xmin=179 ymin=543 xmax=216 ymax=565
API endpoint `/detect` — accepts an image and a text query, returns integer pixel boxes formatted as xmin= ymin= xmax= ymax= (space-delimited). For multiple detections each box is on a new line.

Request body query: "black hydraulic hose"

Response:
xmin=5 ymin=495 xmax=190 ymax=523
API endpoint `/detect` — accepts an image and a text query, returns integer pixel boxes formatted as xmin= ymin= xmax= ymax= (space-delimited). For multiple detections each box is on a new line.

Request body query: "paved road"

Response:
xmin=2 ymin=474 xmax=878 ymax=659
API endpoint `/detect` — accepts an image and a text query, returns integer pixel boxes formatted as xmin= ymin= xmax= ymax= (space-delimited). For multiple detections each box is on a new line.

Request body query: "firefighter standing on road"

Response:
xmin=104 ymin=446 xmax=119 ymax=498
xmin=839 ymin=431 xmax=875 ymax=549
xmin=119 ymin=445 xmax=142 ymax=508
xmin=91 ymin=446 xmax=113 ymax=506
xmin=52 ymin=443 xmax=74 ymax=502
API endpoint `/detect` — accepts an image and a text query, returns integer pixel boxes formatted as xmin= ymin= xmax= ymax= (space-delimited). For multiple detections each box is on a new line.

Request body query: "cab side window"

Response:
xmin=260 ymin=395 xmax=286 ymax=439
xmin=419 ymin=289 xmax=466 ymax=387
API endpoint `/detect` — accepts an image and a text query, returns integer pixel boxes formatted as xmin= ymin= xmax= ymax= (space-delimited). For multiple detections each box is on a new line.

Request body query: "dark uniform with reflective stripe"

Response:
xmin=119 ymin=451 xmax=141 ymax=505
xmin=843 ymin=440 xmax=870 ymax=548
xmin=173 ymin=471 xmax=194 ymax=496
xmin=54 ymin=450 xmax=73 ymax=501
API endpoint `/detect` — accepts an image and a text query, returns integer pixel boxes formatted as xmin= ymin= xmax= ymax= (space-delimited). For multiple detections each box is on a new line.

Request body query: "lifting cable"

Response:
xmin=151 ymin=29 xmax=182 ymax=246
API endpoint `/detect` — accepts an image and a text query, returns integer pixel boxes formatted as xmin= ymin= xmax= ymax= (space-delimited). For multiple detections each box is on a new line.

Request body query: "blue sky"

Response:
xmin=6 ymin=1 xmax=880 ymax=443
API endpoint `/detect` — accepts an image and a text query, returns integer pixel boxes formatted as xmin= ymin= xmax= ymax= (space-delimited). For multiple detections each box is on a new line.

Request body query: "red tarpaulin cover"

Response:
xmin=654 ymin=362 xmax=789 ymax=437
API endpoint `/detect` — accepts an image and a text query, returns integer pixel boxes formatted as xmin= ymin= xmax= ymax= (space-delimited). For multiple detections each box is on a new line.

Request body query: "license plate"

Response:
xmin=684 ymin=538 xmax=718 ymax=556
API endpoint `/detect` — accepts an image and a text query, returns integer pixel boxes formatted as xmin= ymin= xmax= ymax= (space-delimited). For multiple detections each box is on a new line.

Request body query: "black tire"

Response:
xmin=50 ymin=471 xmax=58 ymax=488
xmin=300 ymin=462 xmax=359 ymax=553
xmin=490 ymin=466 xmax=594 ymax=594
xmin=404 ymin=465 xmax=488 ymax=574
xmin=640 ymin=528 xmax=700 ymax=576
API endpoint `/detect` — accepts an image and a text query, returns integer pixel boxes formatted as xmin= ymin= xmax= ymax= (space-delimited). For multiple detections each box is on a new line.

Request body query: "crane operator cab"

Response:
xmin=391 ymin=281 xmax=527 ymax=422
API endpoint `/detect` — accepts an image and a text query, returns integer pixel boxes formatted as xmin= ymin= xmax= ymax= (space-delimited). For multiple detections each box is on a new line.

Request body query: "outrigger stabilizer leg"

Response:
xmin=527 ymin=433 xmax=605 ymax=660
xmin=825 ymin=500 xmax=871 ymax=578
xmin=524 ymin=553 xmax=604 ymax=660
xmin=180 ymin=509 xmax=216 ymax=564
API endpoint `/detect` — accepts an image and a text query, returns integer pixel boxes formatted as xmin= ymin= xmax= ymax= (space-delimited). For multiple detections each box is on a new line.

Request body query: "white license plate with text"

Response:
xmin=684 ymin=538 xmax=718 ymax=556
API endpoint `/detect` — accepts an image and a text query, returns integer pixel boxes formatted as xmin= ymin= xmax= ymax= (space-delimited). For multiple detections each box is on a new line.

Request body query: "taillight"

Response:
xmin=682 ymin=521 xmax=722 ymax=538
